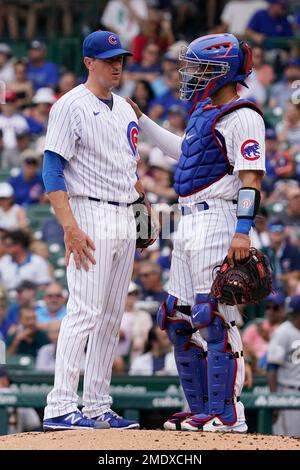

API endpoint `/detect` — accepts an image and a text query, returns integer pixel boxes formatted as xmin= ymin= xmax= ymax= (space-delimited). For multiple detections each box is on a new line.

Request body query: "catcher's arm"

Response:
xmin=227 ymin=170 xmax=264 ymax=266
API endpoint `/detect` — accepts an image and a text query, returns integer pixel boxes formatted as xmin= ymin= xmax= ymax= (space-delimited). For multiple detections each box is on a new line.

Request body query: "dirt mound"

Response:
xmin=0 ymin=429 xmax=299 ymax=450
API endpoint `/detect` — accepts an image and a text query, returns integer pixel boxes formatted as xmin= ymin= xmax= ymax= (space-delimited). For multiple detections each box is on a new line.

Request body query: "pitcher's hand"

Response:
xmin=227 ymin=233 xmax=250 ymax=267
xmin=126 ymin=97 xmax=143 ymax=119
xmin=64 ymin=225 xmax=96 ymax=271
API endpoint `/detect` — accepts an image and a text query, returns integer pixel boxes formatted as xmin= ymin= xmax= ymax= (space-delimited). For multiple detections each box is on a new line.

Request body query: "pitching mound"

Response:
xmin=0 ymin=430 xmax=299 ymax=450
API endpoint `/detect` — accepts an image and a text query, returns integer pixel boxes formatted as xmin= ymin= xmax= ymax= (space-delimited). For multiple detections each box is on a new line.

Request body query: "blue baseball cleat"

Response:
xmin=43 ymin=411 xmax=110 ymax=431
xmin=94 ymin=410 xmax=140 ymax=429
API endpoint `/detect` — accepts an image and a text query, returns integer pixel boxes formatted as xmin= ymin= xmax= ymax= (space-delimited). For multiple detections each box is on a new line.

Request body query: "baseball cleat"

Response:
xmin=180 ymin=413 xmax=214 ymax=431
xmin=163 ymin=412 xmax=195 ymax=430
xmin=93 ymin=410 xmax=140 ymax=429
xmin=202 ymin=417 xmax=248 ymax=433
xmin=43 ymin=411 xmax=110 ymax=431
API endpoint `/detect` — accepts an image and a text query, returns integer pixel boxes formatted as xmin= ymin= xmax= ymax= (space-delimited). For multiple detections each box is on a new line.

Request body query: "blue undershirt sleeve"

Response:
xmin=43 ymin=149 xmax=67 ymax=193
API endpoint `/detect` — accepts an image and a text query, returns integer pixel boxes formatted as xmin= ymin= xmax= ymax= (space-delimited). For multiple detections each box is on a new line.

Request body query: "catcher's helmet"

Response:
xmin=179 ymin=33 xmax=252 ymax=101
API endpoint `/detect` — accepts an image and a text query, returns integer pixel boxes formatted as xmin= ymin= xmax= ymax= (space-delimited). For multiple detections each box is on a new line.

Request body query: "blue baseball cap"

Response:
xmin=265 ymin=291 xmax=285 ymax=305
xmin=268 ymin=219 xmax=286 ymax=232
xmin=83 ymin=31 xmax=132 ymax=59
xmin=287 ymin=295 xmax=300 ymax=315
xmin=266 ymin=127 xmax=277 ymax=140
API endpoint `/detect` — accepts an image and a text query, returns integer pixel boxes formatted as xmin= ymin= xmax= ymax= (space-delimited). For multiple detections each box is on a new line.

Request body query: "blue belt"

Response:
xmin=88 ymin=197 xmax=135 ymax=207
xmin=181 ymin=200 xmax=237 ymax=216
xmin=181 ymin=201 xmax=209 ymax=216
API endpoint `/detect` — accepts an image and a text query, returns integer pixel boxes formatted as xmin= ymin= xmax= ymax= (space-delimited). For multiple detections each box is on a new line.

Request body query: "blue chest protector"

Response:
xmin=174 ymin=98 xmax=262 ymax=197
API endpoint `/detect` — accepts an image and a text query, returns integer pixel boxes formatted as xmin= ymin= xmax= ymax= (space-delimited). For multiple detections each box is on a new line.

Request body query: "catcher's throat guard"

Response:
xmin=211 ymin=248 xmax=273 ymax=305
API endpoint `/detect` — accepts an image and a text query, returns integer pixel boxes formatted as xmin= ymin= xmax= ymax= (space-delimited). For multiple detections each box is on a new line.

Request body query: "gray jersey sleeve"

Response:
xmin=267 ymin=327 xmax=288 ymax=365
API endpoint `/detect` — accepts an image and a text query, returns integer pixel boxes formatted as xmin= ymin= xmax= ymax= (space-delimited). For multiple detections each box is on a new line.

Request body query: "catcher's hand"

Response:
xmin=211 ymin=248 xmax=272 ymax=305
xmin=133 ymin=195 xmax=159 ymax=249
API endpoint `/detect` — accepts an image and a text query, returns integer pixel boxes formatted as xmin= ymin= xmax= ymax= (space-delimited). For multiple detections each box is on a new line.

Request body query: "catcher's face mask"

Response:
xmin=179 ymin=45 xmax=230 ymax=101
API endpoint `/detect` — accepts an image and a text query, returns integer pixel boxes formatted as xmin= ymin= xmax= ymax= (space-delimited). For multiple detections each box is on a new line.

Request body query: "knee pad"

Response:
xmin=157 ymin=294 xmax=177 ymax=331
xmin=191 ymin=294 xmax=217 ymax=329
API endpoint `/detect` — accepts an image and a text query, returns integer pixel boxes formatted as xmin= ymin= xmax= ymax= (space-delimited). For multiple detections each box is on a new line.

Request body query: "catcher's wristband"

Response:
xmin=236 ymin=187 xmax=260 ymax=235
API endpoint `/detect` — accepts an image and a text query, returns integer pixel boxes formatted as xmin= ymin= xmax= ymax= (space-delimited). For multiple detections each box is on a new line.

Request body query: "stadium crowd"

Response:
xmin=0 ymin=0 xmax=300 ymax=434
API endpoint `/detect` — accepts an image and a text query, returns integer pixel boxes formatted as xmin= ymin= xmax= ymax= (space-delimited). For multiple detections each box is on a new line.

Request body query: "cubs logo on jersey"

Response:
xmin=127 ymin=121 xmax=139 ymax=160
xmin=241 ymin=139 xmax=261 ymax=161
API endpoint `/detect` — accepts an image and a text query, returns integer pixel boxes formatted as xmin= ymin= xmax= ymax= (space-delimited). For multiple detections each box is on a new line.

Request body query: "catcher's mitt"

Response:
xmin=210 ymin=248 xmax=272 ymax=305
xmin=133 ymin=195 xmax=158 ymax=249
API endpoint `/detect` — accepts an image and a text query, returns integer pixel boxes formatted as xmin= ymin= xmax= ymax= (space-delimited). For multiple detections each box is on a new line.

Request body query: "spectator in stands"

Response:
xmin=4 ymin=280 xmax=37 ymax=336
xmin=129 ymin=325 xmax=176 ymax=375
xmin=0 ymin=91 xmax=29 ymax=164
xmin=0 ymin=293 xmax=9 ymax=342
xmin=8 ymin=59 xmax=33 ymax=108
xmin=252 ymin=207 xmax=271 ymax=249
xmin=242 ymin=292 xmax=286 ymax=365
xmin=0 ymin=4 xmax=19 ymax=39
xmin=55 ymin=72 xmax=77 ymax=99
xmin=41 ymin=212 xmax=64 ymax=245
xmin=148 ymin=68 xmax=191 ymax=121
xmin=142 ymin=151 xmax=176 ymax=204
xmin=124 ymin=42 xmax=162 ymax=84
xmin=0 ymin=182 xmax=27 ymax=231
xmin=0 ymin=230 xmax=51 ymax=291
xmin=246 ymin=0 xmax=294 ymax=45
xmin=30 ymin=240 xmax=54 ymax=278
xmin=36 ymin=283 xmax=66 ymax=331
xmin=25 ymin=87 xmax=56 ymax=134
xmin=101 ymin=0 xmax=148 ymax=48
xmin=6 ymin=128 xmax=37 ymax=170
xmin=151 ymin=50 xmax=179 ymax=97
xmin=115 ymin=282 xmax=152 ymax=365
xmin=240 ymin=63 xmax=274 ymax=106
xmin=6 ymin=306 xmax=49 ymax=357
xmin=0 ymin=367 xmax=41 ymax=433
xmin=26 ymin=1 xmax=72 ymax=39
xmin=131 ymin=80 xmax=155 ymax=115
xmin=220 ymin=0 xmax=267 ymax=36
xmin=269 ymin=59 xmax=300 ymax=110
xmin=281 ymin=187 xmax=300 ymax=229
xmin=277 ymin=101 xmax=300 ymax=152
xmin=26 ymin=40 xmax=59 ymax=90
xmin=9 ymin=150 xmax=45 ymax=207
xmin=264 ymin=219 xmax=300 ymax=294
xmin=131 ymin=7 xmax=174 ymax=63
xmin=0 ymin=43 xmax=15 ymax=84
xmin=139 ymin=261 xmax=167 ymax=302
xmin=35 ymin=319 xmax=61 ymax=371
xmin=267 ymin=295 xmax=300 ymax=437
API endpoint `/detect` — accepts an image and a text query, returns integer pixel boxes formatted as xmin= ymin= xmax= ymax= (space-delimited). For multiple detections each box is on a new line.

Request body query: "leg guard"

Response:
xmin=157 ymin=295 xmax=208 ymax=414
xmin=190 ymin=294 xmax=241 ymax=426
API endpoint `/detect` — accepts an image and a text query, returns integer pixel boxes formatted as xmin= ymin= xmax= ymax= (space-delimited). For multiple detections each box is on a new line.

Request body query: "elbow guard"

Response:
xmin=235 ymin=187 xmax=261 ymax=235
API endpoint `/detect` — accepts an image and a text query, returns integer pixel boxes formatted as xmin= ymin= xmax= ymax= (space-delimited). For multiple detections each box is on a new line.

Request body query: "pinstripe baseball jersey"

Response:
xmin=179 ymin=104 xmax=266 ymax=204
xmin=44 ymin=84 xmax=140 ymax=203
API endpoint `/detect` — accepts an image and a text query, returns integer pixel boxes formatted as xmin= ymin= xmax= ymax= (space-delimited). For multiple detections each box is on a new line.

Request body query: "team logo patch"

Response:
xmin=242 ymin=198 xmax=252 ymax=209
xmin=108 ymin=35 xmax=118 ymax=45
xmin=127 ymin=121 xmax=139 ymax=159
xmin=241 ymin=139 xmax=261 ymax=161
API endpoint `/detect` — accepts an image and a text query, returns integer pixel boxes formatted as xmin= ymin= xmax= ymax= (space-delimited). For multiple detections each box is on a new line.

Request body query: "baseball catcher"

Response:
xmin=128 ymin=33 xmax=268 ymax=433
